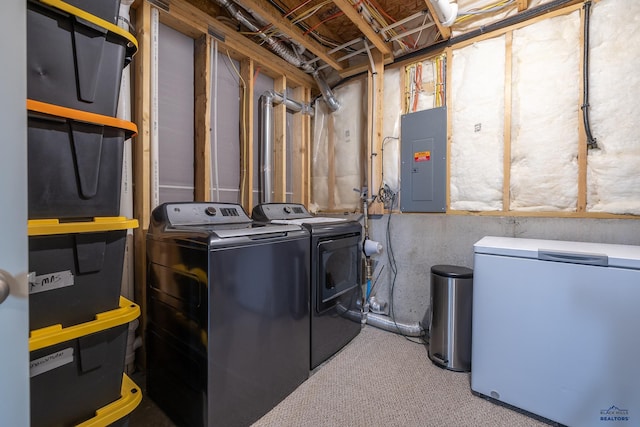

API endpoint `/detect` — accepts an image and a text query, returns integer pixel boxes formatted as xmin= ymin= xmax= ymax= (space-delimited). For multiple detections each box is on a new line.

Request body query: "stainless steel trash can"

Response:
xmin=428 ymin=265 xmax=473 ymax=372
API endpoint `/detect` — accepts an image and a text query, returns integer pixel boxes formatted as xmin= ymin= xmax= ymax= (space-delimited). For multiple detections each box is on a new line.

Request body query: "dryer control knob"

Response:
xmin=283 ymin=206 xmax=292 ymax=214
xmin=205 ymin=206 xmax=217 ymax=216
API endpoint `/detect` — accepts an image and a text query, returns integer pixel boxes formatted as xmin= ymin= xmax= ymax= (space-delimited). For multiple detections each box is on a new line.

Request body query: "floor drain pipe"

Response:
xmin=345 ymin=309 xmax=424 ymax=337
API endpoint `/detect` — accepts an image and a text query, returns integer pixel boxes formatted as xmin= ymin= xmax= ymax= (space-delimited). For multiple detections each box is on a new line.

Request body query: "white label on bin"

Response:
xmin=29 ymin=270 xmax=74 ymax=294
xmin=30 ymin=348 xmax=74 ymax=378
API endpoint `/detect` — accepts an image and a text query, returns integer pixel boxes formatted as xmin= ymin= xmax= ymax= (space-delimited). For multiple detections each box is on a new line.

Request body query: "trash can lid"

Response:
xmin=431 ymin=264 xmax=473 ymax=278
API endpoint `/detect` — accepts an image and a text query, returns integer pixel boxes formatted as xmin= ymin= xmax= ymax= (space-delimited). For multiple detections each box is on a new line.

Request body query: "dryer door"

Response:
xmin=317 ymin=235 xmax=361 ymax=313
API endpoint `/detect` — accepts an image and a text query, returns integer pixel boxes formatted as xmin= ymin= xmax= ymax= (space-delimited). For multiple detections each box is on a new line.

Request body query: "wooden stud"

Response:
xmin=302 ymin=87 xmax=312 ymax=207
xmin=132 ymin=0 xmax=151 ymax=369
xmin=240 ymin=58 xmax=254 ymax=212
xmin=503 ymin=32 xmax=513 ymax=212
xmin=577 ymin=5 xmax=588 ymax=212
xmin=328 ymin=112 xmax=336 ymax=210
xmin=291 ymin=86 xmax=311 ymax=205
xmin=273 ymin=77 xmax=287 ymax=202
xmin=445 ymin=48 xmax=453 ymax=212
xmin=338 ymin=54 xmax=394 ymax=79
xmin=194 ymin=34 xmax=212 ymax=202
xmin=369 ymin=50 xmax=385 ymax=215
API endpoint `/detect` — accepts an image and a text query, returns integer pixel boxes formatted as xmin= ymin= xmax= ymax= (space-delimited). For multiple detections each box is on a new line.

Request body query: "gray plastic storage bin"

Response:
xmin=27 ymin=0 xmax=136 ymax=116
xmin=27 ymin=101 xmax=136 ymax=219
xmin=428 ymin=265 xmax=473 ymax=372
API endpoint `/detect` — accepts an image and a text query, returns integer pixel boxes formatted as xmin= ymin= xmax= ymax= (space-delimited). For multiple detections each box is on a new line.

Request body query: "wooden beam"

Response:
xmin=517 ymin=0 xmax=529 ymax=12
xmin=273 ymin=77 xmax=287 ymax=201
xmin=132 ymin=0 xmax=151 ymax=369
xmin=503 ymin=32 xmax=513 ymax=212
xmin=423 ymin=0 xmax=451 ymax=40
xmin=577 ymin=5 xmax=587 ymax=212
xmin=159 ymin=0 xmax=315 ymax=87
xmin=240 ymin=58 xmax=254 ymax=211
xmin=332 ymin=0 xmax=392 ymax=55
xmin=338 ymin=54 xmax=394 ymax=79
xmin=291 ymin=86 xmax=306 ymax=204
xmin=302 ymin=87 xmax=312 ymax=207
xmin=445 ymin=47 xmax=453 ymax=211
xmin=194 ymin=34 xmax=212 ymax=201
xmin=369 ymin=51 xmax=385 ymax=215
xmin=234 ymin=0 xmax=344 ymax=71
xmin=327 ymin=113 xmax=336 ymax=210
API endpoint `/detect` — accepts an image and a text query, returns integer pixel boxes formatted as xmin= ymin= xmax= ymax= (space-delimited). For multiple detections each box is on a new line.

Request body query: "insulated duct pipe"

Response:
xmin=344 ymin=309 xmax=424 ymax=337
xmin=430 ymin=0 xmax=458 ymax=27
xmin=259 ymin=90 xmax=313 ymax=203
xmin=215 ymin=0 xmax=340 ymax=111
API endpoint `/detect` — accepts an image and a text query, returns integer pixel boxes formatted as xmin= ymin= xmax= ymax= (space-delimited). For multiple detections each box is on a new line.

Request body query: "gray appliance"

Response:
xmin=252 ymin=203 xmax=362 ymax=369
xmin=472 ymin=236 xmax=640 ymax=427
xmin=146 ymin=202 xmax=310 ymax=427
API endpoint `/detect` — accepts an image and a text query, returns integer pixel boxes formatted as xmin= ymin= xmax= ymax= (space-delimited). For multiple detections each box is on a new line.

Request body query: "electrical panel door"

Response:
xmin=400 ymin=107 xmax=447 ymax=212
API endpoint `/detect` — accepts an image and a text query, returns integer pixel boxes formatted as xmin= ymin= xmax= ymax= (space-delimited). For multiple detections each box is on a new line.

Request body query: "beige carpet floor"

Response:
xmin=252 ymin=325 xmax=549 ymax=427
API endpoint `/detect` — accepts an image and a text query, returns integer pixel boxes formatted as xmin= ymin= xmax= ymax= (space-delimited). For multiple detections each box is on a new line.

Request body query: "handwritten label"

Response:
xmin=30 ymin=348 xmax=74 ymax=378
xmin=29 ymin=270 xmax=74 ymax=294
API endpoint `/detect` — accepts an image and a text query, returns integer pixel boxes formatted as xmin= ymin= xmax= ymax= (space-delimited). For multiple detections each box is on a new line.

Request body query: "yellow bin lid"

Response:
xmin=38 ymin=0 xmax=138 ymax=59
xmin=28 ymin=217 xmax=139 ymax=236
xmin=76 ymin=373 xmax=143 ymax=427
xmin=29 ymin=296 xmax=140 ymax=352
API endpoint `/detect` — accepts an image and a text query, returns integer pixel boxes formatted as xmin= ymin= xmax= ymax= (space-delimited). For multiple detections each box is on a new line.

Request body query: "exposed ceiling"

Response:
xmin=186 ymin=0 xmax=566 ymax=80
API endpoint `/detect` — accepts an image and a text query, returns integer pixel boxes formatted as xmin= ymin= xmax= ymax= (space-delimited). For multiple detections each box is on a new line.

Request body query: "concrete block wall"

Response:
xmin=366 ymin=214 xmax=640 ymax=325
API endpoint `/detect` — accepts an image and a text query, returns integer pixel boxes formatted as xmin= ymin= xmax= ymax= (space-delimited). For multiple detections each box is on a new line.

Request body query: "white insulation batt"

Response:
xmin=382 ymin=68 xmax=401 ymax=193
xmin=587 ymin=0 xmax=640 ymax=215
xmin=450 ymin=36 xmax=506 ymax=211
xmin=311 ymin=79 xmax=364 ymax=210
xmin=510 ymin=11 xmax=580 ymax=211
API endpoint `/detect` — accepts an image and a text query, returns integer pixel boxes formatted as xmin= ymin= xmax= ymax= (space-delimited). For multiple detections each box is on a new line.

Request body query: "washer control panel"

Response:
xmin=165 ymin=202 xmax=249 ymax=225
xmin=252 ymin=203 xmax=311 ymax=221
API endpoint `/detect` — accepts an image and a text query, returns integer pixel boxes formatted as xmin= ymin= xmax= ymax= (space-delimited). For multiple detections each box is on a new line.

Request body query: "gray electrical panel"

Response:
xmin=400 ymin=107 xmax=447 ymax=213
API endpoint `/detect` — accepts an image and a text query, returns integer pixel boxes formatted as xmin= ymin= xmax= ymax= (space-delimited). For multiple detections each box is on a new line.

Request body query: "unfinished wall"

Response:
xmin=587 ymin=0 xmax=640 ymax=214
xmin=368 ymin=214 xmax=640 ymax=325
xmin=210 ymin=51 xmax=241 ymax=203
xmin=312 ymin=79 xmax=365 ymax=211
xmin=382 ymin=67 xmax=401 ymax=193
xmin=510 ymin=11 xmax=580 ymax=211
xmin=158 ymin=23 xmax=194 ymax=203
xmin=450 ymin=36 xmax=505 ymax=211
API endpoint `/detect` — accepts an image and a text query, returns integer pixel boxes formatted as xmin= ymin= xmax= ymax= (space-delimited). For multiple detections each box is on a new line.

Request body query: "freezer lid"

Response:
xmin=474 ymin=236 xmax=640 ymax=269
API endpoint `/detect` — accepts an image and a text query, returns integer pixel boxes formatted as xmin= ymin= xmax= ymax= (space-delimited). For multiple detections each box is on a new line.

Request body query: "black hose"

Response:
xmin=582 ymin=1 xmax=598 ymax=150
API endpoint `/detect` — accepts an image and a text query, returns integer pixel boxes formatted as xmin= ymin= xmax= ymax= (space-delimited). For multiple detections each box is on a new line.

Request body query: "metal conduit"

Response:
xmin=215 ymin=0 xmax=340 ymax=111
xmin=259 ymin=90 xmax=314 ymax=203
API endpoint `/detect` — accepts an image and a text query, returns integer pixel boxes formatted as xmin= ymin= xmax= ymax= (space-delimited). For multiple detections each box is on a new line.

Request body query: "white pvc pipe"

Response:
xmin=150 ymin=7 xmax=160 ymax=208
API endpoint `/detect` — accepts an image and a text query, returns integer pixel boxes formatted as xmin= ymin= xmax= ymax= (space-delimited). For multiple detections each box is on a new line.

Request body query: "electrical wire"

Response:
xmin=385 ymin=192 xmax=424 ymax=345
xmin=224 ymin=50 xmax=248 ymax=204
xmin=582 ymin=1 xmax=598 ymax=150
xmin=455 ymin=0 xmax=516 ymax=24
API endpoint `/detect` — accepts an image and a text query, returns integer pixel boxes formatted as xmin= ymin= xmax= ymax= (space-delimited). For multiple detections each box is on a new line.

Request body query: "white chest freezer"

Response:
xmin=471 ymin=236 xmax=640 ymax=427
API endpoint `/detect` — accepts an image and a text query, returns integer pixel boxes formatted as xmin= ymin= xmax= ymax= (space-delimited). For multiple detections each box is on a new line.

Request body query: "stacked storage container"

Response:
xmin=26 ymin=0 xmax=141 ymax=425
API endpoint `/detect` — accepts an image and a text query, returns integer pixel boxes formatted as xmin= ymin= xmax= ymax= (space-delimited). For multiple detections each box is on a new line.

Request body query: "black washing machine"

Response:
xmin=252 ymin=203 xmax=362 ymax=369
xmin=146 ymin=202 xmax=310 ymax=427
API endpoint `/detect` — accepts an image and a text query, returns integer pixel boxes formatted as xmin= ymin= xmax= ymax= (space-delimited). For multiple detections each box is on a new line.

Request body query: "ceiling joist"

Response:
xmin=332 ymin=0 xmax=393 ymax=55
xmin=235 ymin=0 xmax=346 ymax=70
xmin=423 ymin=0 xmax=451 ymax=40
